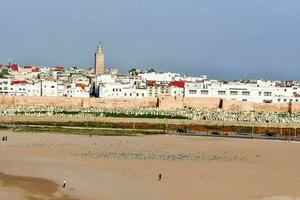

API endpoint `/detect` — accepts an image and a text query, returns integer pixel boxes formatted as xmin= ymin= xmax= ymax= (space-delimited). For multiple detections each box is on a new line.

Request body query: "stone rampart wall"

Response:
xmin=1 ymin=95 xmax=300 ymax=113
xmin=0 ymin=96 xmax=157 ymax=108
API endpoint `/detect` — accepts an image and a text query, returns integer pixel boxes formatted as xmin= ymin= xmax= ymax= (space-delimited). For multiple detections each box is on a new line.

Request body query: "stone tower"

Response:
xmin=94 ymin=43 xmax=105 ymax=75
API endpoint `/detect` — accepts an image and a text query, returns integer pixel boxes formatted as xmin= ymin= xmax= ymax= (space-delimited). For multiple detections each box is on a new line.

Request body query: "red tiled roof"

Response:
xmin=54 ymin=66 xmax=64 ymax=71
xmin=169 ymin=81 xmax=186 ymax=88
xmin=76 ymin=83 xmax=88 ymax=89
xmin=32 ymin=68 xmax=40 ymax=73
xmin=11 ymin=80 xmax=29 ymax=85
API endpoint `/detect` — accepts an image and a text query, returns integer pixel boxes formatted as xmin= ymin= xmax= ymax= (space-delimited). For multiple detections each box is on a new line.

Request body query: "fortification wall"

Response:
xmin=222 ymin=100 xmax=255 ymax=111
xmin=253 ymin=102 xmax=290 ymax=112
xmin=183 ymin=97 xmax=220 ymax=109
xmin=157 ymin=96 xmax=184 ymax=110
xmin=290 ymin=102 xmax=300 ymax=113
xmin=157 ymin=96 xmax=221 ymax=110
xmin=89 ymin=97 xmax=157 ymax=108
xmin=0 ymin=95 xmax=300 ymax=113
xmin=0 ymin=96 xmax=157 ymax=108
xmin=13 ymin=96 xmax=84 ymax=107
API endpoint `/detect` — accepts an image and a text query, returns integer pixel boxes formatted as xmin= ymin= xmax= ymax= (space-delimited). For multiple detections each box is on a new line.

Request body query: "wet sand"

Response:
xmin=0 ymin=131 xmax=300 ymax=200
xmin=0 ymin=172 xmax=78 ymax=200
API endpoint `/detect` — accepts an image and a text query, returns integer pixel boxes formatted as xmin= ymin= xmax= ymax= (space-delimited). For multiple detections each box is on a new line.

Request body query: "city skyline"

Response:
xmin=1 ymin=0 xmax=300 ymax=80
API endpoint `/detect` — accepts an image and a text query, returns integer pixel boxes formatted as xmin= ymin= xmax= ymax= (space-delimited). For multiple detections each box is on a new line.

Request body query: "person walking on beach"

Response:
xmin=62 ymin=180 xmax=66 ymax=188
xmin=158 ymin=173 xmax=162 ymax=181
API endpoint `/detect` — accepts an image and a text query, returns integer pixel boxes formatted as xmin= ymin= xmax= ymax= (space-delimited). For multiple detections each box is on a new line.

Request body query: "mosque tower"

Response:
xmin=94 ymin=43 xmax=105 ymax=75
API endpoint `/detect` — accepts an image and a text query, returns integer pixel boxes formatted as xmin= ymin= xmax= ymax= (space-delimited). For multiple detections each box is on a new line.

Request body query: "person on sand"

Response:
xmin=158 ymin=173 xmax=162 ymax=181
xmin=62 ymin=180 xmax=66 ymax=188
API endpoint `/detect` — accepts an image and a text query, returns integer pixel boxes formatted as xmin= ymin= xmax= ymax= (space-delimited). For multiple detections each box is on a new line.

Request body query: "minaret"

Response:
xmin=94 ymin=43 xmax=105 ymax=75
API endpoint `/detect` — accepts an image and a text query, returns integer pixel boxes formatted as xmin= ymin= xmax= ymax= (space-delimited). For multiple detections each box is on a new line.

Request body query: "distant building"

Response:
xmin=94 ymin=43 xmax=105 ymax=75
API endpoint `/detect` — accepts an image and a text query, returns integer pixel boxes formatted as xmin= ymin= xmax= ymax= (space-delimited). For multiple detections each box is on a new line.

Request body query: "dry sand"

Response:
xmin=0 ymin=131 xmax=300 ymax=200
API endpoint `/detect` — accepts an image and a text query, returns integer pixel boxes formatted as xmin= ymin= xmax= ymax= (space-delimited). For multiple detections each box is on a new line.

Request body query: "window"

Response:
xmin=189 ymin=90 xmax=197 ymax=94
xmin=218 ymin=91 xmax=226 ymax=95
xmin=242 ymin=91 xmax=250 ymax=96
xmin=230 ymin=91 xmax=238 ymax=95
xmin=264 ymin=92 xmax=272 ymax=97
xmin=242 ymin=99 xmax=247 ymax=102
xmin=201 ymin=90 xmax=208 ymax=95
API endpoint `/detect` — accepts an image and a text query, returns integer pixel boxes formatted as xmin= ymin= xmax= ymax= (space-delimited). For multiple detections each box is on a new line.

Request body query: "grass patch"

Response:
xmin=102 ymin=113 xmax=188 ymax=119
xmin=13 ymin=126 xmax=163 ymax=136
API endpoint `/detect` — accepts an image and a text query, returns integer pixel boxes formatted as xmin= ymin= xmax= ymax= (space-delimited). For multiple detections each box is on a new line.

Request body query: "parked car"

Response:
xmin=265 ymin=131 xmax=277 ymax=137
xmin=176 ymin=128 xmax=187 ymax=134
xmin=237 ymin=132 xmax=248 ymax=136
xmin=211 ymin=131 xmax=221 ymax=135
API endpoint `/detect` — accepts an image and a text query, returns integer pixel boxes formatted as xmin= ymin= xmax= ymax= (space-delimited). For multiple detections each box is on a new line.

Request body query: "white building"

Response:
xmin=41 ymin=80 xmax=58 ymax=96
xmin=138 ymin=72 xmax=180 ymax=82
xmin=98 ymin=83 xmax=147 ymax=99
xmin=64 ymin=83 xmax=90 ymax=98
xmin=184 ymin=81 xmax=300 ymax=103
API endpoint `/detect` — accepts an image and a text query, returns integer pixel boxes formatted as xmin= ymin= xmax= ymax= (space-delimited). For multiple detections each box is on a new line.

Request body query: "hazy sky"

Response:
xmin=0 ymin=0 xmax=300 ymax=80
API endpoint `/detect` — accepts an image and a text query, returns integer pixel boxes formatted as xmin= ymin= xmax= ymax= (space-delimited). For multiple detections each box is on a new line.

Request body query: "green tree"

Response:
xmin=148 ymin=68 xmax=156 ymax=73
xmin=129 ymin=68 xmax=137 ymax=76
xmin=0 ymin=69 xmax=9 ymax=78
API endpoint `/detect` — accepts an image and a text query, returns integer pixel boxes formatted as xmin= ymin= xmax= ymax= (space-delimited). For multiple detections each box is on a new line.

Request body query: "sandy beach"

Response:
xmin=0 ymin=131 xmax=300 ymax=200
